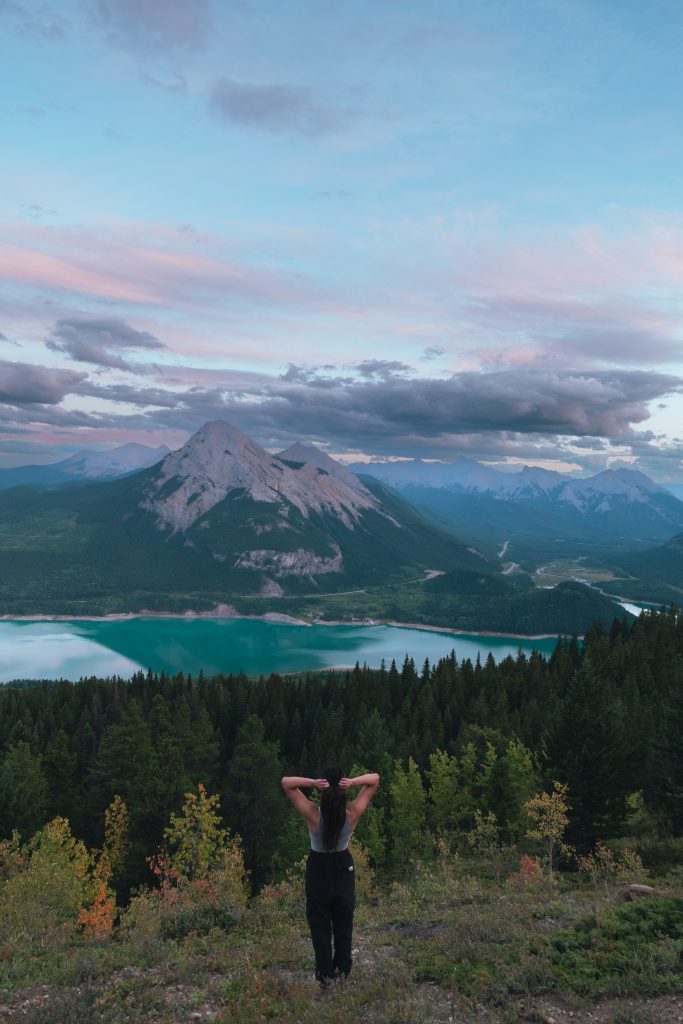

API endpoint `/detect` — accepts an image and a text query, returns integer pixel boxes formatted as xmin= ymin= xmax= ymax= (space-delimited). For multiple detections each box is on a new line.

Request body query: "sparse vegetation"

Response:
xmin=0 ymin=835 xmax=681 ymax=1023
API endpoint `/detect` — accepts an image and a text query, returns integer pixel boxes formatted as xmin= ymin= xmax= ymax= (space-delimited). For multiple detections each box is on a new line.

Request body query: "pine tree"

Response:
xmin=388 ymin=757 xmax=427 ymax=869
xmin=43 ymin=729 xmax=77 ymax=822
xmin=223 ymin=715 xmax=284 ymax=888
xmin=0 ymin=741 xmax=49 ymax=840
xmin=545 ymin=656 xmax=630 ymax=848
xmin=484 ymin=738 xmax=537 ymax=842
xmin=92 ymin=700 xmax=159 ymax=868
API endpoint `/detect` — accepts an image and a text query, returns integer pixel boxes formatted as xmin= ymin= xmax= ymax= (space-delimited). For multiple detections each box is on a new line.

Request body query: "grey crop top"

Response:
xmin=310 ymin=811 xmax=354 ymax=852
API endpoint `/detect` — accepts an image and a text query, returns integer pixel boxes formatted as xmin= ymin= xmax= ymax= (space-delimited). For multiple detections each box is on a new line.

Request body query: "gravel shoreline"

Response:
xmin=0 ymin=609 xmax=563 ymax=640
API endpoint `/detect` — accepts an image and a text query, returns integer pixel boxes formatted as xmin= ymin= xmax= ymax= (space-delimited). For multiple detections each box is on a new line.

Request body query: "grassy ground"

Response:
xmin=531 ymin=559 xmax=625 ymax=589
xmin=1 ymin=852 xmax=681 ymax=1024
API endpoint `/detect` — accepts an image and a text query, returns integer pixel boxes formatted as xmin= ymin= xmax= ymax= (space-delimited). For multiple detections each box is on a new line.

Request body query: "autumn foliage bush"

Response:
xmin=121 ymin=848 xmax=249 ymax=946
xmin=121 ymin=786 xmax=249 ymax=946
xmin=576 ymin=840 xmax=646 ymax=892
xmin=0 ymin=818 xmax=110 ymax=949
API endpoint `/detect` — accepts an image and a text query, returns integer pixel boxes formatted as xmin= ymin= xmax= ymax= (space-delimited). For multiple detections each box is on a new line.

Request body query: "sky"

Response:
xmin=1 ymin=0 xmax=683 ymax=480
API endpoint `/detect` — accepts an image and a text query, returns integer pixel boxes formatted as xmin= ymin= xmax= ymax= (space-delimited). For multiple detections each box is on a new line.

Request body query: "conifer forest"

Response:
xmin=1 ymin=609 xmax=681 ymax=893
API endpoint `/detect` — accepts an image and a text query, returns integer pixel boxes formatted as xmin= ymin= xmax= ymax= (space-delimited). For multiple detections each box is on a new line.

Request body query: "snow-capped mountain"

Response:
xmin=557 ymin=469 xmax=664 ymax=512
xmin=356 ymin=457 xmax=683 ymax=545
xmin=59 ymin=443 xmax=170 ymax=479
xmin=347 ymin=455 xmax=505 ymax=492
xmin=0 ymin=442 xmax=169 ymax=490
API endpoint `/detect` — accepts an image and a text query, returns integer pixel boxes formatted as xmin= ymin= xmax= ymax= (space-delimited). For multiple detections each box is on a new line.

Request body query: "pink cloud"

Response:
xmin=0 ymin=244 xmax=157 ymax=304
xmin=3 ymin=212 xmax=683 ymax=382
xmin=0 ymin=219 xmax=351 ymax=318
xmin=390 ymin=217 xmax=683 ymax=370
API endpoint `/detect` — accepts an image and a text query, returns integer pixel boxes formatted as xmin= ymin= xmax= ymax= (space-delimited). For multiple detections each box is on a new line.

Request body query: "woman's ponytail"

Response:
xmin=320 ymin=765 xmax=347 ymax=851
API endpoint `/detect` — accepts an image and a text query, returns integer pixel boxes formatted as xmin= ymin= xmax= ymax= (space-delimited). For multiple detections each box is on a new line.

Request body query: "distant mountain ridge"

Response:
xmin=0 ymin=443 xmax=170 ymax=490
xmin=352 ymin=456 xmax=674 ymax=508
xmin=351 ymin=457 xmax=683 ymax=548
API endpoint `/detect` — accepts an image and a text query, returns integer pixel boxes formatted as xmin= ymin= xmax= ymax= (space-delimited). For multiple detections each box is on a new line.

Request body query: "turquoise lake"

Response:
xmin=0 ymin=618 xmax=558 ymax=683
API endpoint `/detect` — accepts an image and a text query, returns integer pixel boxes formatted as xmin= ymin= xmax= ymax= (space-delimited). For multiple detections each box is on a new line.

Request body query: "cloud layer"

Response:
xmin=17 ymin=361 xmax=676 ymax=453
xmin=46 ymin=316 xmax=165 ymax=371
xmin=181 ymin=367 xmax=682 ymax=455
xmin=0 ymin=360 xmax=86 ymax=406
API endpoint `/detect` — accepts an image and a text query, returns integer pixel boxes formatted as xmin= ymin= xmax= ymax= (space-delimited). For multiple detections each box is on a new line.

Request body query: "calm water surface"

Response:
xmin=0 ymin=618 xmax=558 ymax=683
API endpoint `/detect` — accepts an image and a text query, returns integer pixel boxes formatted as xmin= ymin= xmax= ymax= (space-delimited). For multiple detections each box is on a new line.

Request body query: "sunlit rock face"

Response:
xmin=142 ymin=420 xmax=381 ymax=533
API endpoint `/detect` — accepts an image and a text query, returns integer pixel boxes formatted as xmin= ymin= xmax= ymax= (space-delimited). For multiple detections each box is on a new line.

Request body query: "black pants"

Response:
xmin=305 ymin=849 xmax=355 ymax=983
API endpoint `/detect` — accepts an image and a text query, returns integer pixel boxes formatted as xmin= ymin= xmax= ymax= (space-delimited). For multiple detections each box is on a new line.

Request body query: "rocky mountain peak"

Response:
xmin=143 ymin=420 xmax=381 ymax=532
xmin=278 ymin=442 xmax=366 ymax=492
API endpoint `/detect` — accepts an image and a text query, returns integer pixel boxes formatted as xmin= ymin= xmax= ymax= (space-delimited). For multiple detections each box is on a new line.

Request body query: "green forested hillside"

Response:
xmin=0 ymin=474 xmax=630 ymax=633
xmin=267 ymin=576 xmax=631 ymax=636
xmin=383 ymin=481 xmax=683 ymax=555
xmin=600 ymin=532 xmax=683 ymax=604
xmin=0 ymin=473 xmax=485 ymax=614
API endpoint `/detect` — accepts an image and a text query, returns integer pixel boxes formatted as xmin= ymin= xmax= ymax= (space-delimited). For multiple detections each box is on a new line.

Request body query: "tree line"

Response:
xmin=0 ymin=608 xmax=680 ymax=892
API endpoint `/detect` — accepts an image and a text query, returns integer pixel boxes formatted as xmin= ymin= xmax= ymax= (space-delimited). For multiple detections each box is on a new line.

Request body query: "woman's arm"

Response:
xmin=281 ymin=776 xmax=328 ymax=829
xmin=340 ymin=773 xmax=379 ymax=790
xmin=343 ymin=773 xmax=380 ymax=827
xmin=282 ymin=776 xmax=329 ymax=792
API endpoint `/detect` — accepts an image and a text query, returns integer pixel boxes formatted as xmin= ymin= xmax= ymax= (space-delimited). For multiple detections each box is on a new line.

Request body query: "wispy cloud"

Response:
xmin=94 ymin=0 xmax=210 ymax=54
xmin=0 ymin=220 xmax=348 ymax=327
xmin=210 ymin=78 xmax=349 ymax=137
xmin=398 ymin=218 xmax=683 ymax=370
xmin=140 ymin=70 xmax=187 ymax=94
xmin=0 ymin=0 xmax=67 ymax=40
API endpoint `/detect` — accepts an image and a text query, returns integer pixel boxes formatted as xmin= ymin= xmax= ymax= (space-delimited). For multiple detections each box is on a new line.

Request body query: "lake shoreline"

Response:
xmin=0 ymin=607 xmax=564 ymax=641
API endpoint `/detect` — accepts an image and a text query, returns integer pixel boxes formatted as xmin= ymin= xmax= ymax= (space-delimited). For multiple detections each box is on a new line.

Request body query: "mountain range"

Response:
xmin=351 ymin=457 xmax=683 ymax=554
xmin=0 ymin=420 xmax=632 ymax=631
xmin=0 ymin=421 xmax=485 ymax=612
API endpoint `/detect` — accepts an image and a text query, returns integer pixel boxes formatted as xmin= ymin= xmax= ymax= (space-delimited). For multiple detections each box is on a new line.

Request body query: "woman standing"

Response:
xmin=281 ymin=766 xmax=380 ymax=987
